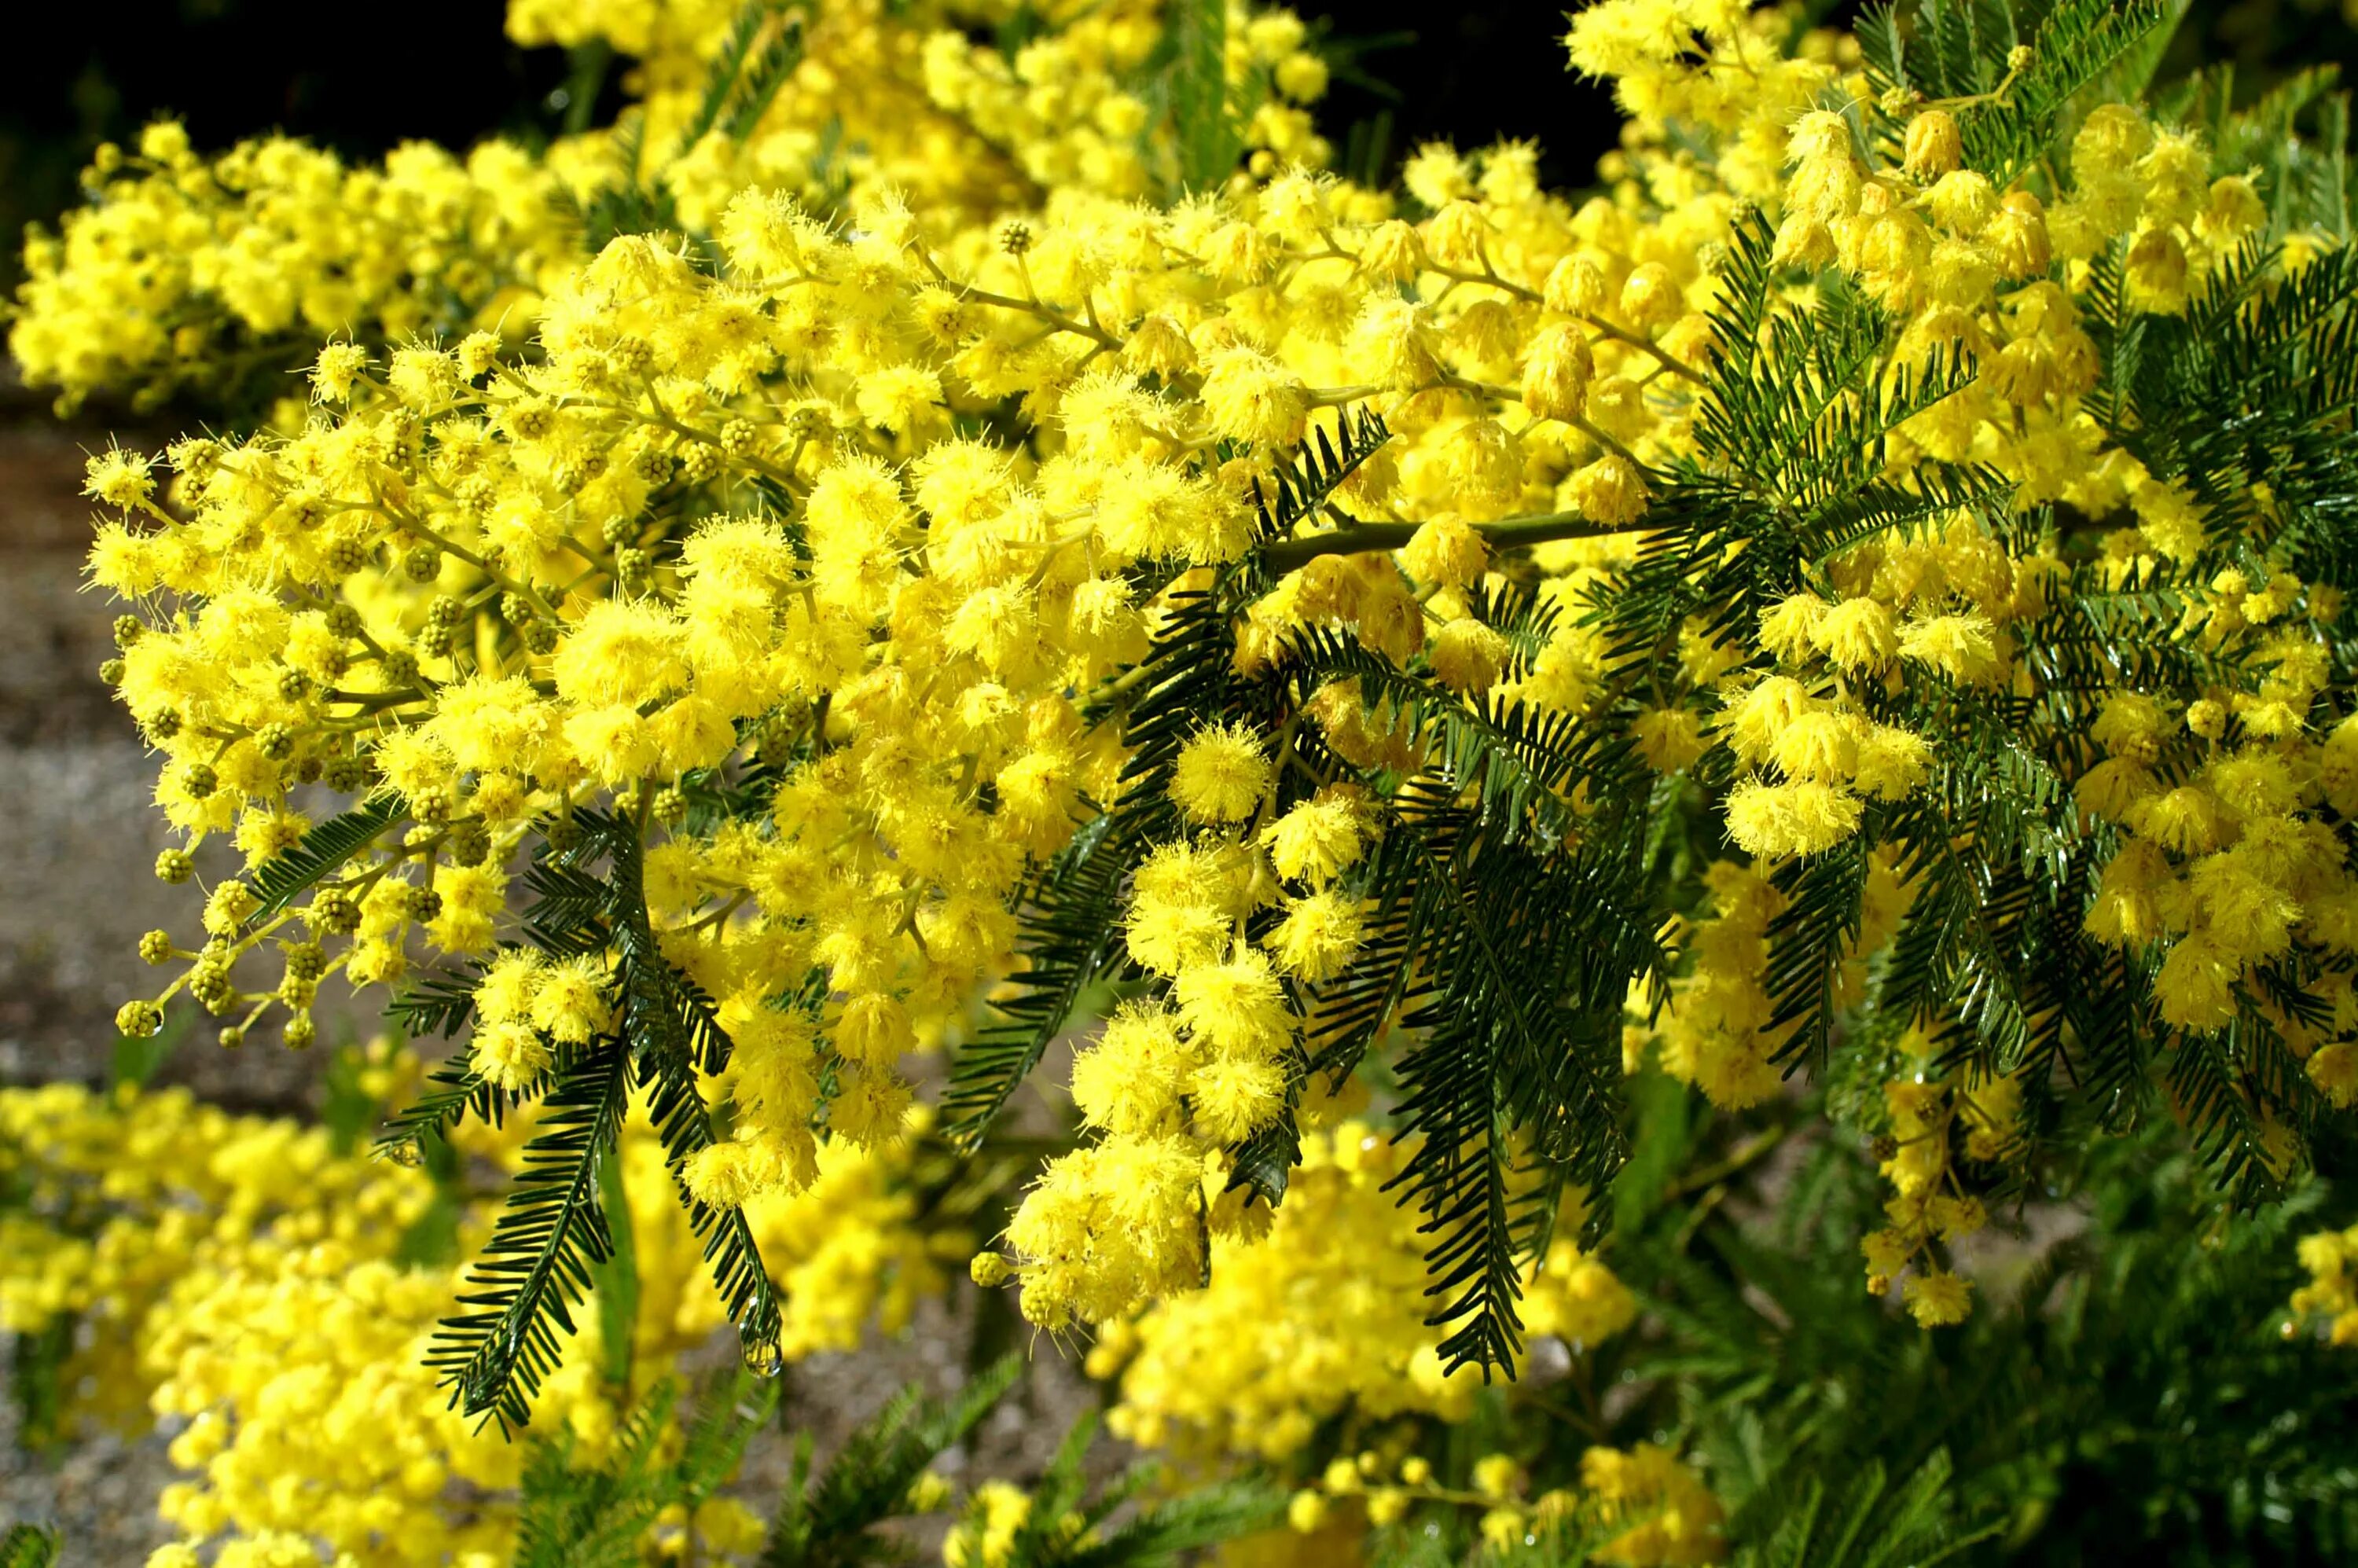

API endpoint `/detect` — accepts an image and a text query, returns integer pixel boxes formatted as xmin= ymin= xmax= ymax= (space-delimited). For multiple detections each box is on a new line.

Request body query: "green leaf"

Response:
xmin=6 ymin=1315 xmax=75 ymax=1454
xmin=247 ymin=792 xmax=405 ymax=920
xmin=0 ymin=1526 xmax=58 ymax=1568
xmin=1734 ymin=1452 xmax=1997 ymax=1567
xmin=588 ymin=811 xmax=784 ymax=1353
xmin=1058 ymin=1478 xmax=1283 ymax=1568
xmin=426 ymin=1032 xmax=633 ymax=1431
xmin=1169 ymin=0 xmax=1240 ymax=191
xmin=1250 ymin=406 xmax=1394 ymax=550
xmin=393 ymin=1132 xmax=467 ymax=1269
xmin=725 ymin=15 xmax=807 ymax=141
xmin=685 ymin=0 xmax=796 ymax=147
xmin=593 ymin=1144 xmax=641 ymax=1390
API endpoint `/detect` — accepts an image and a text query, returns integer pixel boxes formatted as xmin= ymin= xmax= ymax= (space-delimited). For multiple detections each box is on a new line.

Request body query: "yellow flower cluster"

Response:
xmin=940 ymin=1480 xmax=1041 ymax=1568
xmin=86 ymin=2 xmax=1757 ymax=1334
xmin=630 ymin=1102 xmax=953 ymax=1362
xmin=514 ymin=0 xmax=1331 ymax=223
xmin=11 ymin=122 xmax=569 ymax=414
xmin=1853 ymin=1028 xmax=2022 ymax=1327
xmin=2081 ymin=689 xmax=2358 ymax=1052
xmin=0 ymin=1079 xmax=943 ymax=1563
xmin=1285 ymin=1439 xmax=1721 ymax=1566
xmin=145 ymin=1234 xmax=601 ymax=1561
xmin=1574 ymin=1444 xmax=1726 ymax=1566
xmin=12 ymin=0 xmax=1333 ymax=420
xmin=0 ymin=1080 xmax=435 ymax=1437
xmin=1648 ymin=869 xmax=2009 ymax=1330
xmin=1089 ymin=1124 xmax=1634 ymax=1460
xmin=2292 ymin=1221 xmax=2358 ymax=1347
xmin=1644 ymin=857 xmax=1909 ymax=1109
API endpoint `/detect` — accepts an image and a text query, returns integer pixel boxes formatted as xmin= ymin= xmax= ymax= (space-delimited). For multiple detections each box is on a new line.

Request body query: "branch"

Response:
xmin=1262 ymin=509 xmax=1652 ymax=575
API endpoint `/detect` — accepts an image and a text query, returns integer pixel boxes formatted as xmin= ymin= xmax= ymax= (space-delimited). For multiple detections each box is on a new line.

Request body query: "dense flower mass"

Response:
xmin=15 ymin=0 xmax=2358 ymax=1555
xmin=1092 ymin=1123 xmax=1636 ymax=1461
xmin=43 ymin=0 xmax=2358 ymax=1352
xmin=0 ymin=1073 xmax=941 ymax=1564
xmin=2294 ymin=1221 xmax=2358 ymax=1346
xmin=13 ymin=126 xmax=572 ymax=415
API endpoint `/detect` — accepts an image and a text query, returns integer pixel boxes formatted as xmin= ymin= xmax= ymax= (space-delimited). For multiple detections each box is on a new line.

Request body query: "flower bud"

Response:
xmin=1570 ymin=453 xmax=1649 ymax=527
xmin=1520 ymin=322 xmax=1594 ymax=423
xmin=1903 ymin=110 xmax=1963 ymax=179
xmin=1543 ymin=255 xmax=1607 ymax=314
xmin=1357 ymin=219 xmax=1426 ymax=282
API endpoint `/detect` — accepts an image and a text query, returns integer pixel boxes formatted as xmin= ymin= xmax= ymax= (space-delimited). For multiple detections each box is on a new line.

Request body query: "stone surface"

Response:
xmin=0 ymin=384 xmax=365 ymax=1111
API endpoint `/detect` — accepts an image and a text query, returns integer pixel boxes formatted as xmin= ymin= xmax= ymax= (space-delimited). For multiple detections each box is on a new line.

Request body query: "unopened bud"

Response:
xmin=1903 ymin=109 xmax=1963 ymax=179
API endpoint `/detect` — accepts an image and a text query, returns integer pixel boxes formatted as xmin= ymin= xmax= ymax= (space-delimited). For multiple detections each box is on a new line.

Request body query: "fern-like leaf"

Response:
xmin=427 ymin=1033 xmax=632 ymax=1431
xmin=247 ymin=792 xmax=405 ymax=919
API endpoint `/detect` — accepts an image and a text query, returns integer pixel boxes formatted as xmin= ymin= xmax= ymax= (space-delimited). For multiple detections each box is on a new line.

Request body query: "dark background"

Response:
xmin=1 ymin=0 xmax=2353 ymax=291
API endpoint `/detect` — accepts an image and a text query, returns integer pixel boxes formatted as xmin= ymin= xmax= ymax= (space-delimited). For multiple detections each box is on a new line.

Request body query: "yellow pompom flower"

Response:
xmin=1171 ymin=723 xmax=1272 ymax=824
xmin=1174 ymin=947 xmax=1295 ymax=1060
xmin=1570 ymin=454 xmax=1649 ymax=527
xmin=1724 ymin=779 xmax=1864 ymax=857
xmin=1261 ymin=792 xmax=1366 ymax=887
xmin=1813 ymin=597 xmax=1899 ymax=673
xmin=1903 ymin=1269 xmax=1974 ymax=1327
xmin=1428 ymin=619 xmax=1512 ymax=693
xmin=474 ymin=1018 xmax=551 ymax=1089
xmin=1265 ymin=890 xmax=1365 ymax=982
xmin=1400 ymin=518 xmax=1489 ymax=589
xmin=1070 ymin=1004 xmax=1194 ymax=1135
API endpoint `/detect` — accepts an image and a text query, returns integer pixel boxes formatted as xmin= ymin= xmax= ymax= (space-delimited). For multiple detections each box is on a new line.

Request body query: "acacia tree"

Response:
xmin=14 ymin=0 xmax=2358 ymax=1555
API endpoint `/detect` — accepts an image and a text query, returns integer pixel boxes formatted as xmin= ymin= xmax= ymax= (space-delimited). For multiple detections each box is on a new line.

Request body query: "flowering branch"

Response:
xmin=1261 ymin=509 xmax=1653 ymax=575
